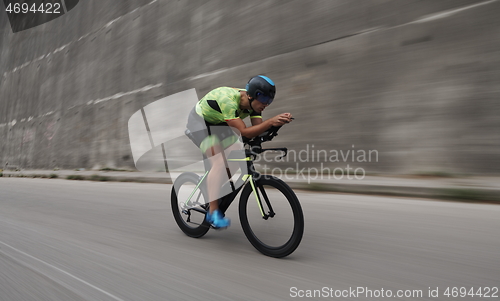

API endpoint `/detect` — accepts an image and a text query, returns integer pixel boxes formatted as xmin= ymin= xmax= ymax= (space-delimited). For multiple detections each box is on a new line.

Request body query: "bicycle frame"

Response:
xmin=181 ymin=152 xmax=278 ymax=220
xmin=180 ymin=125 xmax=287 ymax=220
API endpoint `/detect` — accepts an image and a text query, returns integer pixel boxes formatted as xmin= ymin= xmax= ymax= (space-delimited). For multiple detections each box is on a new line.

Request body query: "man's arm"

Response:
xmin=226 ymin=113 xmax=292 ymax=139
xmin=251 ymin=116 xmax=263 ymax=126
xmin=226 ymin=118 xmax=272 ymax=139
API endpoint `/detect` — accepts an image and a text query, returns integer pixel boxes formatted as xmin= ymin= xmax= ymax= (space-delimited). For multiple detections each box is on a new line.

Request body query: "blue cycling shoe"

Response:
xmin=206 ymin=209 xmax=230 ymax=229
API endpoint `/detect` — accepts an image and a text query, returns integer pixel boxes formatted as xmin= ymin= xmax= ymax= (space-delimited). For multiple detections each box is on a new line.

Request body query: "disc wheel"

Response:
xmin=239 ymin=175 xmax=304 ymax=257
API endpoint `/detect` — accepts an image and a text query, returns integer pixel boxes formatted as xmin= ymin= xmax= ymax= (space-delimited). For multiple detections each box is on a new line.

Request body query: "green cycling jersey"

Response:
xmin=195 ymin=87 xmax=262 ymax=124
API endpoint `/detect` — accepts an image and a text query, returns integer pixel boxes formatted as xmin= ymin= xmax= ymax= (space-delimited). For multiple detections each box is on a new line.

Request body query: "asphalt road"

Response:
xmin=0 ymin=178 xmax=498 ymax=301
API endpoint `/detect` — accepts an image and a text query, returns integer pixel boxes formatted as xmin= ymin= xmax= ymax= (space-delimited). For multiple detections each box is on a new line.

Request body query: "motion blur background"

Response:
xmin=0 ymin=0 xmax=499 ymax=175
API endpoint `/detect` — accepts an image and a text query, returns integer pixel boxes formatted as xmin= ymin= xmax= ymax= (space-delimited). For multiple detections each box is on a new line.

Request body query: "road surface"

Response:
xmin=0 ymin=178 xmax=498 ymax=300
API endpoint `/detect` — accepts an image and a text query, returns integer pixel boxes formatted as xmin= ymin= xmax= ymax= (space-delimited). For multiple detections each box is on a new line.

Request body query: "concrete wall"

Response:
xmin=1 ymin=0 xmax=499 ymax=174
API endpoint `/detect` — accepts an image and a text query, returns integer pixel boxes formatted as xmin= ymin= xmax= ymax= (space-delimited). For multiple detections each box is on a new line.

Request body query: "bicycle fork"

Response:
xmin=245 ymin=175 xmax=275 ymax=220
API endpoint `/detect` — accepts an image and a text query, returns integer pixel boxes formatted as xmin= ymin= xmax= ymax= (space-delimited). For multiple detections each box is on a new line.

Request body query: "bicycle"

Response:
xmin=171 ymin=125 xmax=304 ymax=258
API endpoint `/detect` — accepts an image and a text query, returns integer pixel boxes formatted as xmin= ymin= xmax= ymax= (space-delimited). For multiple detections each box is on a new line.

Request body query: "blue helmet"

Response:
xmin=246 ymin=75 xmax=276 ymax=105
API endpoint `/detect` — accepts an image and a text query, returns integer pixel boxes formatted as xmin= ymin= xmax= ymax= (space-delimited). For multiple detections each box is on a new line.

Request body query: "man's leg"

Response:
xmin=205 ymin=142 xmax=241 ymax=213
xmin=205 ymin=143 xmax=227 ymax=213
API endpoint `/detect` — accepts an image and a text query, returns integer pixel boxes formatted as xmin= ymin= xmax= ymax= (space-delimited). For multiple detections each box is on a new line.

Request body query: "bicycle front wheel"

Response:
xmin=171 ymin=172 xmax=210 ymax=238
xmin=239 ymin=175 xmax=304 ymax=258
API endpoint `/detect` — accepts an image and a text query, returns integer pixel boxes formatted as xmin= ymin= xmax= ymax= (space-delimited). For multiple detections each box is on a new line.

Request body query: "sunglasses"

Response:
xmin=255 ymin=91 xmax=274 ymax=105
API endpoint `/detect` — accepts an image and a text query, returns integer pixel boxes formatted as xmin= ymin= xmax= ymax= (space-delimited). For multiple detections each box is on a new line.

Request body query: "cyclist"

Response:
xmin=186 ymin=75 xmax=293 ymax=228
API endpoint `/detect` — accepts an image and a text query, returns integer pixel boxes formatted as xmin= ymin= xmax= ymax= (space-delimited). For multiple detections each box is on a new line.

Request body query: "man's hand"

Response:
xmin=270 ymin=113 xmax=293 ymax=127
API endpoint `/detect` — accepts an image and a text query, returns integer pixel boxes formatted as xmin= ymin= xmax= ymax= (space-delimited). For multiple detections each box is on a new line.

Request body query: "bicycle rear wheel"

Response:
xmin=239 ymin=175 xmax=304 ymax=257
xmin=171 ymin=172 xmax=210 ymax=238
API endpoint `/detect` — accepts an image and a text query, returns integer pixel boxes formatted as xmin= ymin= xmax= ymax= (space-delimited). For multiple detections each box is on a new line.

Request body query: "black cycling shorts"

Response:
xmin=186 ymin=108 xmax=239 ymax=153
